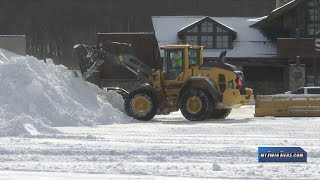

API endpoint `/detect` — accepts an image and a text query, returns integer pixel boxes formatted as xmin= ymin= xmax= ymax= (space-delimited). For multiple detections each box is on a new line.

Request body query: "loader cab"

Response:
xmin=160 ymin=45 xmax=203 ymax=81
xmin=162 ymin=48 xmax=183 ymax=80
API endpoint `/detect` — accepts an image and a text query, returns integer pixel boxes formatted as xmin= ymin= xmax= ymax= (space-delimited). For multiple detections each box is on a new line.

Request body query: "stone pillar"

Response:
xmin=288 ymin=64 xmax=305 ymax=90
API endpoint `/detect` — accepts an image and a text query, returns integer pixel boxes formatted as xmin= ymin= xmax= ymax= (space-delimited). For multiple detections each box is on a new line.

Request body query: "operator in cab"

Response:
xmin=172 ymin=51 xmax=183 ymax=69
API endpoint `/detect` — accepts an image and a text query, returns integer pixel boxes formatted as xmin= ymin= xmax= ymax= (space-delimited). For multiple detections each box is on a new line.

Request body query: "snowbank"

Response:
xmin=101 ymin=89 xmax=125 ymax=112
xmin=0 ymin=48 xmax=132 ymax=136
xmin=0 ymin=114 xmax=60 ymax=137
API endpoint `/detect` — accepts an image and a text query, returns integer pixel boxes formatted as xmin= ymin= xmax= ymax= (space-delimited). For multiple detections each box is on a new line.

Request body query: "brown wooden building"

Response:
xmin=253 ymin=0 xmax=320 ymax=86
xmin=0 ymin=0 xmax=276 ymax=69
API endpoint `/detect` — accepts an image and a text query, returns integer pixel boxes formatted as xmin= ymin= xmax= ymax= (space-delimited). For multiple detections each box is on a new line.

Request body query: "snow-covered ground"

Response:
xmin=1 ymin=106 xmax=320 ymax=179
xmin=0 ymin=49 xmax=320 ymax=179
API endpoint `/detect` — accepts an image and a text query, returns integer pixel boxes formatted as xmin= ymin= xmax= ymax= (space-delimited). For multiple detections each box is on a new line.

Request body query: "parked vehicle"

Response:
xmin=285 ymin=87 xmax=320 ymax=95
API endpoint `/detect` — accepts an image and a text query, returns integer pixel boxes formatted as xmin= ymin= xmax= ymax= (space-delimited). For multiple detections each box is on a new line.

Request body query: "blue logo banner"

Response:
xmin=258 ymin=147 xmax=307 ymax=162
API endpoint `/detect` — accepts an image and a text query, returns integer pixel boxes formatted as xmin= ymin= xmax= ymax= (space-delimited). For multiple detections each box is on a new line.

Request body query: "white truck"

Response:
xmin=285 ymin=87 xmax=320 ymax=95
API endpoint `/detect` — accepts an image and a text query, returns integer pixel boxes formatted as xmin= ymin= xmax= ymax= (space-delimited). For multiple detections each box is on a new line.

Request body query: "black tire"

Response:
xmin=124 ymin=89 xmax=158 ymax=121
xmin=210 ymin=108 xmax=232 ymax=119
xmin=179 ymin=88 xmax=214 ymax=121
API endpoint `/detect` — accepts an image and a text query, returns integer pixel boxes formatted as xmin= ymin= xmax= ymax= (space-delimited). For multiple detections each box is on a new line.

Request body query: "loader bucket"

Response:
xmin=73 ymin=44 xmax=106 ymax=79
xmin=255 ymin=95 xmax=320 ymax=117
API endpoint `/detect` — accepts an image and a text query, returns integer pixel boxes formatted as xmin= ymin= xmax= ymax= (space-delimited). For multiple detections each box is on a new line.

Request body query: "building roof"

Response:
xmin=177 ymin=16 xmax=237 ymax=39
xmin=98 ymin=32 xmax=154 ymax=35
xmin=268 ymin=0 xmax=303 ymax=20
xmin=152 ymin=16 xmax=277 ymax=58
xmin=252 ymin=0 xmax=304 ymax=27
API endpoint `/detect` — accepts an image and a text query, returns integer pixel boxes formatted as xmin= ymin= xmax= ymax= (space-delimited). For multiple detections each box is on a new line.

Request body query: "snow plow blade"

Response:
xmin=255 ymin=95 xmax=320 ymax=117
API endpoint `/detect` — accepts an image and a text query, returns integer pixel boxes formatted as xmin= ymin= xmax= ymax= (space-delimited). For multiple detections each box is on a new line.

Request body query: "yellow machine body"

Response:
xmin=74 ymin=42 xmax=253 ymax=120
xmin=149 ymin=45 xmax=253 ymax=114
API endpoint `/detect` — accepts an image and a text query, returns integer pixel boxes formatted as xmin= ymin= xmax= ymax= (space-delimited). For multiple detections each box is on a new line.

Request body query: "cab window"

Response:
xmin=162 ymin=49 xmax=183 ymax=80
xmin=188 ymin=48 xmax=200 ymax=66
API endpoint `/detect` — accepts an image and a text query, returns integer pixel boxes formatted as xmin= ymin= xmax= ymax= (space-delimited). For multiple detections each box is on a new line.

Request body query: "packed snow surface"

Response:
xmin=0 ymin=48 xmax=131 ymax=137
xmin=0 ymin=106 xmax=320 ymax=179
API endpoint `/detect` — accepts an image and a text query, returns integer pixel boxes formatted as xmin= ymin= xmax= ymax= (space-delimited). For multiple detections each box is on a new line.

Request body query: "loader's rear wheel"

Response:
xmin=125 ymin=89 xmax=158 ymax=121
xmin=210 ymin=108 xmax=232 ymax=119
xmin=179 ymin=89 xmax=213 ymax=121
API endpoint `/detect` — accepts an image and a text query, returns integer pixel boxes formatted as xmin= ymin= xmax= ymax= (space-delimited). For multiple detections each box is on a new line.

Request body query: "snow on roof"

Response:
xmin=267 ymin=0 xmax=303 ymax=20
xmin=247 ymin=16 xmax=268 ymax=22
xmin=0 ymin=35 xmax=26 ymax=37
xmin=252 ymin=0 xmax=303 ymax=26
xmin=177 ymin=17 xmax=236 ymax=35
xmin=98 ymin=32 xmax=154 ymax=35
xmin=270 ymin=0 xmax=296 ymax=14
xmin=152 ymin=16 xmax=277 ymax=58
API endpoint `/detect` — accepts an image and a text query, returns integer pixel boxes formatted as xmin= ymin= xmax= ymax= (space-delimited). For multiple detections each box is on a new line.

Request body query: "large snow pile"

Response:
xmin=0 ymin=49 xmax=131 ymax=136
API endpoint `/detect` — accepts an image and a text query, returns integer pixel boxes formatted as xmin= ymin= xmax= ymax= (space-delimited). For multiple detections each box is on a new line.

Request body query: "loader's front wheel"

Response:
xmin=125 ymin=89 xmax=158 ymax=121
xmin=210 ymin=108 xmax=232 ymax=119
xmin=179 ymin=89 xmax=213 ymax=121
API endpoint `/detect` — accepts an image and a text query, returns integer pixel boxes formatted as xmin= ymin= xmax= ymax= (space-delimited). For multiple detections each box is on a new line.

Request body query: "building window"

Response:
xmin=201 ymin=36 xmax=213 ymax=48
xmin=217 ymin=27 xmax=227 ymax=33
xmin=307 ymin=0 xmax=320 ymax=35
xmin=201 ymin=22 xmax=213 ymax=32
xmin=216 ymin=35 xmax=229 ymax=48
xmin=186 ymin=36 xmax=198 ymax=45
xmin=308 ymin=24 xmax=316 ymax=36
xmin=188 ymin=26 xmax=198 ymax=33
xmin=183 ymin=20 xmax=232 ymax=49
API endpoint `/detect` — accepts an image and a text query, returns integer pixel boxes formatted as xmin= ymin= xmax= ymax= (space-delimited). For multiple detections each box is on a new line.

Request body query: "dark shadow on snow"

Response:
xmin=136 ymin=117 xmax=252 ymax=125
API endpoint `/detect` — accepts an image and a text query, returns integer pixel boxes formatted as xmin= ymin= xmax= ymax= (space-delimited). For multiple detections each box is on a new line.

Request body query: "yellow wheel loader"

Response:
xmin=73 ymin=42 xmax=253 ymax=121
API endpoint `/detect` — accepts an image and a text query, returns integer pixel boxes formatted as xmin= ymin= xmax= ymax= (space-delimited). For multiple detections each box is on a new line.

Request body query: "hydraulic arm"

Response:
xmin=73 ymin=41 xmax=153 ymax=84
